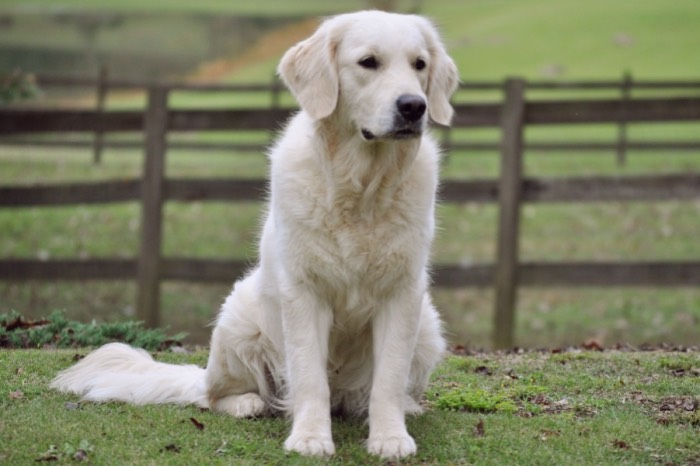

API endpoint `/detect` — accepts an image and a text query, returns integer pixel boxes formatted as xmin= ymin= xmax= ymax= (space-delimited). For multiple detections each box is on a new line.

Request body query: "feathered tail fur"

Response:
xmin=50 ymin=343 xmax=208 ymax=408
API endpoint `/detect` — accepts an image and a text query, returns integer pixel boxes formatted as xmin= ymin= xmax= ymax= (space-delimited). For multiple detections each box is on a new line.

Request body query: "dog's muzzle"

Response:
xmin=361 ymin=94 xmax=427 ymax=141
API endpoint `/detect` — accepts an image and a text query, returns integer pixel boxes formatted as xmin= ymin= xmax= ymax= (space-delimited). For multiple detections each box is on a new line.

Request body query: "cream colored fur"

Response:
xmin=51 ymin=10 xmax=459 ymax=459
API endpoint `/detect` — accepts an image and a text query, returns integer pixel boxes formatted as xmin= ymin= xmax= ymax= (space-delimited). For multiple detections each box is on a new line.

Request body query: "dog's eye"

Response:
xmin=358 ymin=56 xmax=379 ymax=70
xmin=414 ymin=58 xmax=427 ymax=71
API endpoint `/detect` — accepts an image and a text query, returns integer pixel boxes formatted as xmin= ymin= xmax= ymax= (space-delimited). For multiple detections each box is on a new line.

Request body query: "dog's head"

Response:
xmin=278 ymin=11 xmax=459 ymax=141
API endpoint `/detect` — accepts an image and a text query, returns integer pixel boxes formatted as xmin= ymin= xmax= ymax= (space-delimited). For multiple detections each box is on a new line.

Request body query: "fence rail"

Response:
xmin=1 ymin=76 xmax=699 ymax=347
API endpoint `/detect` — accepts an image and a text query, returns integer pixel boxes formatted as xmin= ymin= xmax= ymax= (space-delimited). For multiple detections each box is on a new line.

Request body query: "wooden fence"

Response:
xmin=4 ymin=72 xmax=700 ymax=163
xmin=1 ymin=77 xmax=700 ymax=347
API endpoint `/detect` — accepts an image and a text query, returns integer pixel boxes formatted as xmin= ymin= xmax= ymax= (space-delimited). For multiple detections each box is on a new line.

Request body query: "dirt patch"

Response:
xmin=656 ymin=396 xmax=700 ymax=427
xmin=188 ymin=18 xmax=321 ymax=82
xmin=624 ymin=391 xmax=700 ymax=427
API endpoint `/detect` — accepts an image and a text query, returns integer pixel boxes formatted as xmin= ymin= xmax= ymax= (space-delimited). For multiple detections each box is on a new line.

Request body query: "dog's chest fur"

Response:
xmin=278 ymin=153 xmax=433 ymax=317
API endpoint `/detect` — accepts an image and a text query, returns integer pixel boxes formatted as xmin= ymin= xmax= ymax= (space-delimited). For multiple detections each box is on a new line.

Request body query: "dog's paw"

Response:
xmin=212 ymin=393 xmax=266 ymax=418
xmin=367 ymin=432 xmax=416 ymax=459
xmin=284 ymin=432 xmax=335 ymax=457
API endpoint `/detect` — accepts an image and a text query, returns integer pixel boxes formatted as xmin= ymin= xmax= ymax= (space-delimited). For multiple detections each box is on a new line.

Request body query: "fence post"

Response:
xmin=617 ymin=71 xmax=632 ymax=166
xmin=270 ymin=73 xmax=282 ymax=109
xmin=268 ymin=73 xmax=282 ymax=145
xmin=93 ymin=65 xmax=108 ymax=165
xmin=441 ymin=125 xmax=453 ymax=164
xmin=493 ymin=78 xmax=526 ymax=349
xmin=136 ymin=86 xmax=168 ymax=328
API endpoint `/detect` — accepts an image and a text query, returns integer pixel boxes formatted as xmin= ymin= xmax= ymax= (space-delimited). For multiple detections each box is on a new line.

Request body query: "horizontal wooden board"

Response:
xmin=2 ymin=259 xmax=698 ymax=288
xmin=0 ymin=180 xmax=141 ymax=207
xmin=432 ymin=261 xmax=700 ymax=288
xmin=0 ymin=258 xmax=136 ymax=280
xmin=522 ymin=173 xmax=700 ymax=202
xmin=165 ymin=178 xmax=268 ymax=202
xmin=0 ymin=110 xmax=143 ymax=134
xmin=1 ymin=174 xmax=698 ymax=208
xmin=168 ymin=108 xmax=293 ymax=131
xmin=161 ymin=258 xmax=252 ymax=282
xmin=431 ymin=263 xmax=493 ymax=287
xmin=519 ymin=261 xmax=700 ymax=287
xmin=525 ymin=97 xmax=700 ymax=125
xmin=0 ymin=108 xmax=294 ymax=134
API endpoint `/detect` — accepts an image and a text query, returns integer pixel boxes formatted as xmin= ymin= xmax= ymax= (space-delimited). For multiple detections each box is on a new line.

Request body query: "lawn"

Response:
xmin=1 ymin=347 xmax=698 ymax=465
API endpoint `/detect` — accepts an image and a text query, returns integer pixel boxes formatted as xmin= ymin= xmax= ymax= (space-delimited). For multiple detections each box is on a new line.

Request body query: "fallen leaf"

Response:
xmin=35 ymin=445 xmax=59 ymax=462
xmin=161 ymin=444 xmax=180 ymax=453
xmin=682 ymin=399 xmax=698 ymax=411
xmin=215 ymin=441 xmax=229 ymax=456
xmin=474 ymin=419 xmax=485 ymax=437
xmin=582 ymin=339 xmax=604 ymax=351
xmin=612 ymin=439 xmax=630 ymax=450
xmin=539 ymin=429 xmax=560 ymax=441
xmin=190 ymin=417 xmax=205 ymax=431
xmin=9 ymin=390 xmax=24 ymax=400
xmin=658 ymin=396 xmax=698 ymax=414
xmin=474 ymin=366 xmax=493 ymax=376
xmin=660 ymin=402 xmax=673 ymax=412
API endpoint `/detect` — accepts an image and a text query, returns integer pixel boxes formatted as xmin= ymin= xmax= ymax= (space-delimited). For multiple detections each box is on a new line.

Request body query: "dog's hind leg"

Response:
xmin=206 ymin=342 xmax=267 ymax=417
xmin=205 ymin=272 xmax=278 ymax=418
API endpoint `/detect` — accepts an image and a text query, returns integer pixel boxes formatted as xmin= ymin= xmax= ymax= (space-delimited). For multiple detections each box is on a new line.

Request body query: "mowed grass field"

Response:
xmin=1 ymin=0 xmax=700 ymax=348
xmin=2 ymin=348 xmax=699 ymax=465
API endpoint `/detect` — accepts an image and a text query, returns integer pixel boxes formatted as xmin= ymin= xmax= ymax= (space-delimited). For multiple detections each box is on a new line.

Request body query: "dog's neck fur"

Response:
xmin=314 ymin=115 xmax=421 ymax=216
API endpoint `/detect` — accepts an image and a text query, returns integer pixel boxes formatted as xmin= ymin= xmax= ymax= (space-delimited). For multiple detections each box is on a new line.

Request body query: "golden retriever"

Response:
xmin=52 ymin=10 xmax=459 ymax=459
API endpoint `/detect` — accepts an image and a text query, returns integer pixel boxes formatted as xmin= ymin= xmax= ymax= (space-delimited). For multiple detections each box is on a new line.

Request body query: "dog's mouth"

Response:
xmin=361 ymin=126 xmax=422 ymax=142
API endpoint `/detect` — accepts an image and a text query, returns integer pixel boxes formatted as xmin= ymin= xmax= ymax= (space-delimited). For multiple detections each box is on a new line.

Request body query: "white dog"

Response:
xmin=51 ymin=10 xmax=459 ymax=459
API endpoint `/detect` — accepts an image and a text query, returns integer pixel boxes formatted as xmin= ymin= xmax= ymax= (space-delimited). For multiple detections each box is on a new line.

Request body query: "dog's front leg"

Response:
xmin=367 ymin=289 xmax=422 ymax=459
xmin=281 ymin=288 xmax=335 ymax=456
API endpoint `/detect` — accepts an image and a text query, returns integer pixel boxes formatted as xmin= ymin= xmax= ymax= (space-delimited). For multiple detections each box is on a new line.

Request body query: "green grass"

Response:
xmin=426 ymin=0 xmax=700 ymax=81
xmin=1 ymin=348 xmax=698 ymax=465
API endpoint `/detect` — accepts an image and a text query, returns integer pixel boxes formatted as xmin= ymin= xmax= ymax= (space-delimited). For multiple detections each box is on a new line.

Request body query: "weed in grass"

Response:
xmin=436 ymin=387 xmax=518 ymax=414
xmin=0 ymin=310 xmax=186 ymax=351
xmin=658 ymin=354 xmax=699 ymax=373
xmin=34 ymin=439 xmax=95 ymax=463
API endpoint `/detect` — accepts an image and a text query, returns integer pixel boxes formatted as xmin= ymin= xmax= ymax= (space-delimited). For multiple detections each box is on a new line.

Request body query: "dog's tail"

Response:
xmin=50 ymin=342 xmax=208 ymax=408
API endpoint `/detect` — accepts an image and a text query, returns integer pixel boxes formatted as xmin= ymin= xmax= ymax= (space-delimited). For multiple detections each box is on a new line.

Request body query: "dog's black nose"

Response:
xmin=396 ymin=94 xmax=426 ymax=122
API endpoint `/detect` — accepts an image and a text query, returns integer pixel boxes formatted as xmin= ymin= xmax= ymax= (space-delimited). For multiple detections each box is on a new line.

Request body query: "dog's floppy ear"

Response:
xmin=415 ymin=17 xmax=459 ymax=126
xmin=278 ymin=19 xmax=340 ymax=120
